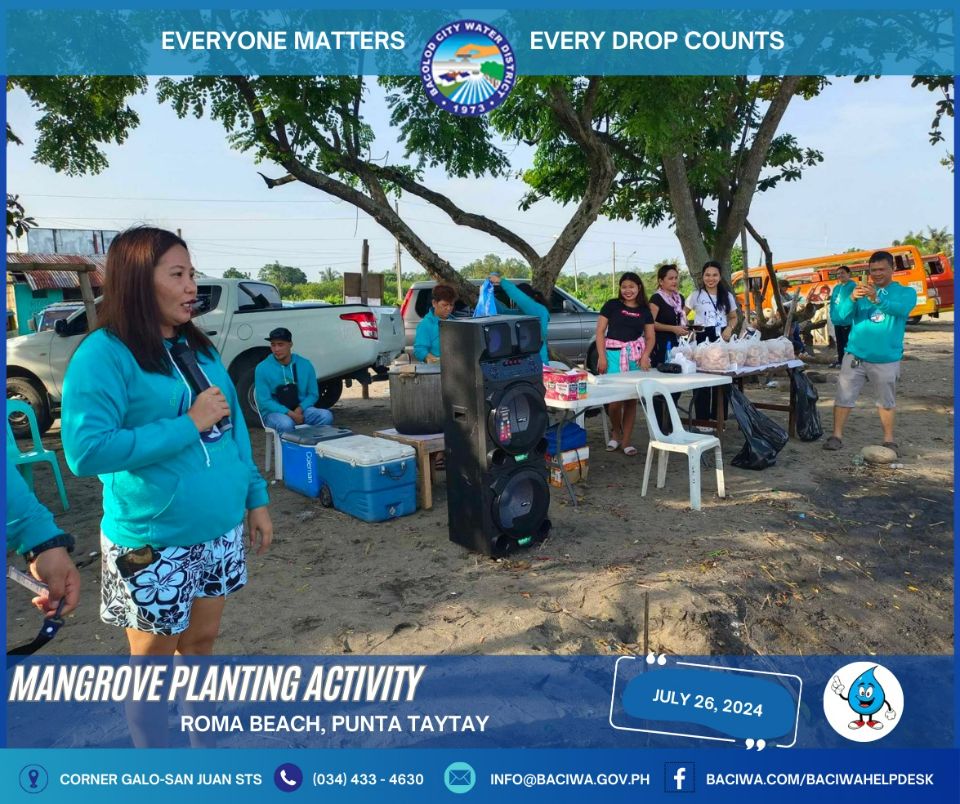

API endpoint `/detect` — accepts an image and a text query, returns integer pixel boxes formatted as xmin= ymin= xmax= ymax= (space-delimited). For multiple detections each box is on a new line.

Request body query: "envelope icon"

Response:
xmin=448 ymin=769 xmax=473 ymax=786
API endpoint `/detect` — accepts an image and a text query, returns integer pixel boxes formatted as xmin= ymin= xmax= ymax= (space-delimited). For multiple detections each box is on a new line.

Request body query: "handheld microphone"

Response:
xmin=170 ymin=342 xmax=232 ymax=432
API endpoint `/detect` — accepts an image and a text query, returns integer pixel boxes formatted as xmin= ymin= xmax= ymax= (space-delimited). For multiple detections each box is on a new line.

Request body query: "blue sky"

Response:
xmin=6 ymin=76 xmax=953 ymax=280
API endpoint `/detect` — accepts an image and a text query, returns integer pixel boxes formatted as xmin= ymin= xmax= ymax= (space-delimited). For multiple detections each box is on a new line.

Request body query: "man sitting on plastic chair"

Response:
xmin=254 ymin=327 xmax=334 ymax=433
xmin=636 ymin=379 xmax=726 ymax=511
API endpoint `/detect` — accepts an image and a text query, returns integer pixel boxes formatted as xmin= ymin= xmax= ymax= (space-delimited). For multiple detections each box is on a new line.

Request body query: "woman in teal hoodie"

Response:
xmin=62 ymin=227 xmax=272 ymax=665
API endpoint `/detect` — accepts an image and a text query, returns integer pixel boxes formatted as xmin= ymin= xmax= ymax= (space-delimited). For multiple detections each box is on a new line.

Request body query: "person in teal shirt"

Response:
xmin=823 ymin=251 xmax=917 ymax=457
xmin=254 ymin=326 xmax=333 ymax=432
xmin=414 ymin=284 xmax=457 ymax=362
xmin=489 ymin=274 xmax=551 ymax=365
xmin=829 ymin=264 xmax=855 ymax=367
xmin=7 ymin=456 xmax=81 ymax=618
xmin=61 ymin=227 xmax=271 ymax=680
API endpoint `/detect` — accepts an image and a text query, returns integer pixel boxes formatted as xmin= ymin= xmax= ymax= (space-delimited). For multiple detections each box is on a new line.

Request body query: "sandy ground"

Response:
xmin=7 ymin=315 xmax=954 ymax=657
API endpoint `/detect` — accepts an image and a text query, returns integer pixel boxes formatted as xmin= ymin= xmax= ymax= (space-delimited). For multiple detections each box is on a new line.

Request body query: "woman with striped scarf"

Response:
xmin=594 ymin=271 xmax=655 ymax=456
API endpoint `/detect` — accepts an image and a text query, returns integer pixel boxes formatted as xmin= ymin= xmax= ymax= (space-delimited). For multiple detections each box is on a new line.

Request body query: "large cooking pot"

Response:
xmin=389 ymin=362 xmax=444 ymax=435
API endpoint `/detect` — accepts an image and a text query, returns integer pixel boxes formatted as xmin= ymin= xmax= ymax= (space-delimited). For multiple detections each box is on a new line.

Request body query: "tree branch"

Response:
xmin=713 ymin=76 xmax=802 ymax=259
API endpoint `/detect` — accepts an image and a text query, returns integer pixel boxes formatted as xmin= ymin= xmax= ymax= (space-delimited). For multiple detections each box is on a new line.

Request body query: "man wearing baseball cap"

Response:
xmin=254 ymin=327 xmax=334 ymax=432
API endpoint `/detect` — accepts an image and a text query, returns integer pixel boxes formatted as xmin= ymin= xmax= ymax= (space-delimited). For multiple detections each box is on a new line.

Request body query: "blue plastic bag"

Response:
xmin=473 ymin=279 xmax=499 ymax=317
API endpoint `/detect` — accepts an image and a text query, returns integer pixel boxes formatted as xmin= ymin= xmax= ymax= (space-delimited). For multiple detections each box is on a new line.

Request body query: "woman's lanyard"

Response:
xmin=699 ymin=289 xmax=723 ymax=325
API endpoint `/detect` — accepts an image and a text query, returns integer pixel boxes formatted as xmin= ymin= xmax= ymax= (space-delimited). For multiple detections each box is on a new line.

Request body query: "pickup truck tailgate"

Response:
xmin=374 ymin=306 xmax=405 ymax=366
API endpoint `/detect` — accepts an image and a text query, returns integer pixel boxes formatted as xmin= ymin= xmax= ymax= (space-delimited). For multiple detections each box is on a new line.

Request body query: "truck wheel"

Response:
xmin=907 ymin=315 xmax=922 ymax=325
xmin=317 ymin=379 xmax=343 ymax=408
xmin=7 ymin=377 xmax=53 ymax=438
xmin=231 ymin=353 xmax=269 ymax=428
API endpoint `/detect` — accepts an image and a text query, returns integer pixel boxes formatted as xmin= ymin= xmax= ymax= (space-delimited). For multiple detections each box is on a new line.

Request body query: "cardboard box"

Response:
xmin=547 ymin=446 xmax=590 ymax=488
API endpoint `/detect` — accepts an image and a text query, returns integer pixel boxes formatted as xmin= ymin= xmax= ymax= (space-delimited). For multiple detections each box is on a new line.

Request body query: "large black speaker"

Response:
xmin=440 ymin=315 xmax=551 ymax=556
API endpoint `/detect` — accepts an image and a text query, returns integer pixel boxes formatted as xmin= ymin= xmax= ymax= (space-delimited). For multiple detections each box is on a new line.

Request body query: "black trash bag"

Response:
xmin=750 ymin=399 xmax=789 ymax=453
xmin=728 ymin=386 xmax=784 ymax=470
xmin=790 ymin=368 xmax=823 ymax=441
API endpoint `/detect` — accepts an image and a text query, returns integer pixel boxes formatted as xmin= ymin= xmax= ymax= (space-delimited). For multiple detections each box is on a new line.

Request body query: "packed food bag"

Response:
xmin=770 ymin=336 xmax=796 ymax=362
xmin=699 ymin=340 xmax=732 ymax=371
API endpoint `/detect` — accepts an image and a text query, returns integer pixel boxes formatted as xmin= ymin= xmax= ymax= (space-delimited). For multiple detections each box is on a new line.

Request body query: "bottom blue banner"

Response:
xmin=1 ymin=748 xmax=958 ymax=802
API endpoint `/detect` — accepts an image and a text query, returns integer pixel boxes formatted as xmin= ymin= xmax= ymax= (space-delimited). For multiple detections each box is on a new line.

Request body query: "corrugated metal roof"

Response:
xmin=8 ymin=253 xmax=107 ymax=267
xmin=7 ymin=253 xmax=106 ymax=290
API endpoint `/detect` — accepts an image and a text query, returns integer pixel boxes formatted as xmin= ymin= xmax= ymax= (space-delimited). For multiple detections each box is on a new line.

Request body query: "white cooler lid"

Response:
xmin=314 ymin=434 xmax=415 ymax=465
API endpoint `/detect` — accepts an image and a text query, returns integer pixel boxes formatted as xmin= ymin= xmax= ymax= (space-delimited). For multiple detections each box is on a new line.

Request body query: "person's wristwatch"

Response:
xmin=23 ymin=533 xmax=75 ymax=564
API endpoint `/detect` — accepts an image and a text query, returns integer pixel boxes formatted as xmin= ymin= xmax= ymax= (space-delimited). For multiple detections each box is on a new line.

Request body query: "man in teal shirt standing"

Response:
xmin=829 ymin=264 xmax=855 ymax=368
xmin=255 ymin=327 xmax=333 ymax=432
xmin=823 ymin=251 xmax=917 ymax=457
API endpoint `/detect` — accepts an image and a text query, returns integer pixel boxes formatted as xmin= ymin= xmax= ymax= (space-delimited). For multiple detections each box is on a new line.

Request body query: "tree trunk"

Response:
xmin=662 ymin=152 xmax=711 ymax=278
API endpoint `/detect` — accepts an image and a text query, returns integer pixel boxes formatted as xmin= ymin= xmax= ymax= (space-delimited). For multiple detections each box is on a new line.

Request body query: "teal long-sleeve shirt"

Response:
xmin=254 ymin=353 xmax=320 ymax=415
xmin=6 ymin=456 xmax=64 ymax=554
xmin=831 ymin=280 xmax=917 ymax=363
xmin=496 ymin=278 xmax=550 ymax=364
xmin=61 ymin=329 xmax=268 ymax=549
xmin=413 ymin=310 xmax=442 ymax=361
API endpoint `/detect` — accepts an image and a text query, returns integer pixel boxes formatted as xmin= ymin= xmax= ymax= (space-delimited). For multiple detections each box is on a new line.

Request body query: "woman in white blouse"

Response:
xmin=685 ymin=261 xmax=739 ymax=420
xmin=685 ymin=260 xmax=739 ymax=343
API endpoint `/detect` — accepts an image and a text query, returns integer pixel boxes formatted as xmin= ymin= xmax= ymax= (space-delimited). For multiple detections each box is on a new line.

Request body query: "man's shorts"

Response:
xmin=100 ymin=523 xmax=247 ymax=635
xmin=834 ymin=353 xmax=901 ymax=409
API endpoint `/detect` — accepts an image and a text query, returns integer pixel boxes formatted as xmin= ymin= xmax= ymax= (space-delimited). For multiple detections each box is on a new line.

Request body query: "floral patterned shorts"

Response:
xmin=100 ymin=524 xmax=247 ymax=635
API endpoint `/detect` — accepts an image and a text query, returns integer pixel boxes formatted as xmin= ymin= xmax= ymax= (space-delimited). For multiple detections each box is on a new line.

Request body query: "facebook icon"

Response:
xmin=664 ymin=762 xmax=695 ymax=793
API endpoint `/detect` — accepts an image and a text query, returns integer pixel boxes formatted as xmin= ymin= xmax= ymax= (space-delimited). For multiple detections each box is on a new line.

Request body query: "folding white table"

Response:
xmin=544 ymin=372 xmax=733 ymax=505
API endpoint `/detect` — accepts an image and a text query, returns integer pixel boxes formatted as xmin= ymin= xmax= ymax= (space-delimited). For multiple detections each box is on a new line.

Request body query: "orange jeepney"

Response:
xmin=732 ymin=245 xmax=938 ymax=324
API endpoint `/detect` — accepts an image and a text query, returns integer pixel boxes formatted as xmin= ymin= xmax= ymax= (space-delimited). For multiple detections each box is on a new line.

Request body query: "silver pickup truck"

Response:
xmin=399 ymin=279 xmax=600 ymax=368
xmin=7 ymin=277 xmax=404 ymax=436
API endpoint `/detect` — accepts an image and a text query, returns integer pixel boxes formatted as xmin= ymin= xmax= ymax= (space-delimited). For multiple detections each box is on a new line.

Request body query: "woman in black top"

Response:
xmin=594 ymin=272 xmax=655 ymax=456
xmin=648 ymin=264 xmax=688 ymax=433
xmin=649 ymin=263 xmax=689 ymax=365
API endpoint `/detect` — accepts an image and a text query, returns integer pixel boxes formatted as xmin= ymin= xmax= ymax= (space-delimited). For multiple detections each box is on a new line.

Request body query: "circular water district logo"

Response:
xmin=420 ymin=20 xmax=516 ymax=116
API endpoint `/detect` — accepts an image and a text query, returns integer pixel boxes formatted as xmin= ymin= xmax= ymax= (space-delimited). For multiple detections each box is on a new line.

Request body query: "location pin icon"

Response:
xmin=28 ymin=769 xmax=39 ymax=788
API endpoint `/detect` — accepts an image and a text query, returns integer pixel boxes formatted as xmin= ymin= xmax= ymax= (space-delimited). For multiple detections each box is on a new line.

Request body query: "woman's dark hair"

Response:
xmin=618 ymin=271 xmax=648 ymax=307
xmin=432 ymin=284 xmax=457 ymax=304
xmin=699 ymin=260 xmax=734 ymax=313
xmin=657 ymin=263 xmax=679 ymax=282
xmin=97 ymin=226 xmax=213 ymax=374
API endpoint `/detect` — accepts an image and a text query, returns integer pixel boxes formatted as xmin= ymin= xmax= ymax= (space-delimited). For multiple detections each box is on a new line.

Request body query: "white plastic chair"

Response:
xmin=636 ymin=379 xmax=725 ymax=511
xmin=256 ymin=402 xmax=284 ymax=482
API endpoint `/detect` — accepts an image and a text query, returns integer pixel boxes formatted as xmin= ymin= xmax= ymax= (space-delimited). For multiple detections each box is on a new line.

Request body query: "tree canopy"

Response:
xmin=222 ymin=267 xmax=250 ymax=279
xmin=258 ymin=261 xmax=307 ymax=286
xmin=894 ymin=226 xmax=953 ymax=260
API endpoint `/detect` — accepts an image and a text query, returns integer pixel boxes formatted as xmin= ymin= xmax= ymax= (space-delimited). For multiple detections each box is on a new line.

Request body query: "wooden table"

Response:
xmin=373 ymin=428 xmax=445 ymax=511
xmin=702 ymin=359 xmax=804 ymax=437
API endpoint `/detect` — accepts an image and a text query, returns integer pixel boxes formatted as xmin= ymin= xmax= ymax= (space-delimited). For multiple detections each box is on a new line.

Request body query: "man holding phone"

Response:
xmin=823 ymin=251 xmax=917 ymax=457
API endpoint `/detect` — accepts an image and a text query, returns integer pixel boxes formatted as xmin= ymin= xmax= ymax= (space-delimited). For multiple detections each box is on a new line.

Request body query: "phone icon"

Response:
xmin=273 ymin=763 xmax=303 ymax=792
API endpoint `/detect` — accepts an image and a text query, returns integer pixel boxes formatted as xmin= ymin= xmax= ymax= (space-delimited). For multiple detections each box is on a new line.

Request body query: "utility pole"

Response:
xmin=611 ymin=242 xmax=617 ymax=294
xmin=394 ymin=198 xmax=403 ymax=302
xmin=360 ymin=239 xmax=370 ymax=399
xmin=572 ymin=251 xmax=579 ymax=296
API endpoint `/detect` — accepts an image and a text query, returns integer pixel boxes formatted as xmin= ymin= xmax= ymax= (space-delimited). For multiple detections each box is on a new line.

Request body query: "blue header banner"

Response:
xmin=4 ymin=9 xmax=954 ymax=75
xmin=5 ymin=655 xmax=953 ymax=750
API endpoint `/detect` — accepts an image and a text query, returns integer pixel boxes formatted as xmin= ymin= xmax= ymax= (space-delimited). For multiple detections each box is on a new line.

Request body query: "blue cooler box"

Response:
xmin=281 ymin=426 xmax=353 ymax=497
xmin=289 ymin=435 xmax=417 ymax=522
